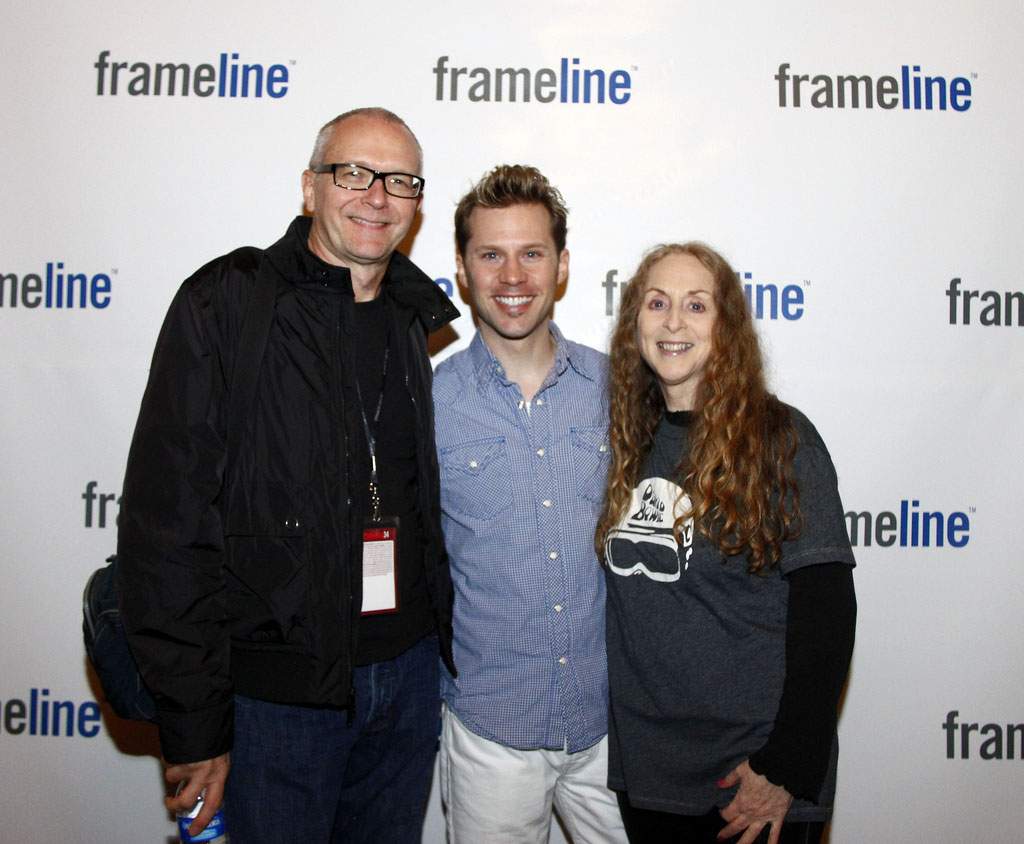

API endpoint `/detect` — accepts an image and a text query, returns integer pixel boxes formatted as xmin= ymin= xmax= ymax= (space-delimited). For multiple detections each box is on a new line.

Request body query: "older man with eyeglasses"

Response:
xmin=117 ymin=107 xmax=459 ymax=843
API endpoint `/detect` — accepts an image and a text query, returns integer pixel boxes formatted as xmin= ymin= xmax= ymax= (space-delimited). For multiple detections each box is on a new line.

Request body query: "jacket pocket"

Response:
xmin=439 ymin=438 xmax=513 ymax=520
xmin=223 ymin=480 xmax=312 ymax=537
xmin=223 ymin=481 xmax=317 ymax=644
xmin=570 ymin=425 xmax=610 ymax=504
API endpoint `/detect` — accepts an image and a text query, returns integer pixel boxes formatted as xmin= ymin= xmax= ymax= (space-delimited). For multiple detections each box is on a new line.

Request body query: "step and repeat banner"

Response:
xmin=2 ymin=0 xmax=1022 ymax=841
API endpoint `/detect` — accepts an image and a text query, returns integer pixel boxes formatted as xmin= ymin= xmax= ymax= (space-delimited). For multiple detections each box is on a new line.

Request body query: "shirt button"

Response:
xmin=469 ymin=460 xmax=478 ymax=468
xmin=542 ymin=499 xmax=552 ymax=507
xmin=599 ymin=444 xmax=607 ymax=452
xmin=554 ymin=604 xmax=563 ymax=612
xmin=558 ymin=657 xmax=567 ymax=665
xmin=536 ymin=448 xmax=545 ymax=457
xmin=549 ymin=551 xmax=558 ymax=560
xmin=536 ymin=398 xmax=544 ymax=405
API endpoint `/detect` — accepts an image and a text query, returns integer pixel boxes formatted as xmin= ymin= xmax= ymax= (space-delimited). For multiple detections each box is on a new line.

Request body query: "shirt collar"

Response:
xmin=468 ymin=321 xmax=596 ymax=388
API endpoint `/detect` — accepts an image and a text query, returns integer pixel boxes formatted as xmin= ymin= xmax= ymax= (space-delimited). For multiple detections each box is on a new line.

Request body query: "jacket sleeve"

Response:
xmin=117 ymin=270 xmax=235 ymax=764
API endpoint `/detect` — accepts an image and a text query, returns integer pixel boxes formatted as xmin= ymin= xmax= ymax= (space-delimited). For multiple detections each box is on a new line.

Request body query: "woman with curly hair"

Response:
xmin=595 ymin=243 xmax=856 ymax=844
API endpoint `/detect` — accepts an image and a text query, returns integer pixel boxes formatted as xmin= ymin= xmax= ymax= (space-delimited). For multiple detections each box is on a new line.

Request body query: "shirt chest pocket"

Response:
xmin=571 ymin=425 xmax=610 ymax=504
xmin=439 ymin=438 xmax=513 ymax=520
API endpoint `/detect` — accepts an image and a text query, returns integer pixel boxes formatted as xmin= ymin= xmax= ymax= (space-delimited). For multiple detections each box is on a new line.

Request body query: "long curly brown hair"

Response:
xmin=595 ymin=243 xmax=802 ymax=574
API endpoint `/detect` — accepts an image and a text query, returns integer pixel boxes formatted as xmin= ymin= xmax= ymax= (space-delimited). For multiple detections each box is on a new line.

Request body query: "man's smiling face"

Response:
xmin=456 ymin=202 xmax=568 ymax=348
xmin=302 ymin=114 xmax=422 ymax=272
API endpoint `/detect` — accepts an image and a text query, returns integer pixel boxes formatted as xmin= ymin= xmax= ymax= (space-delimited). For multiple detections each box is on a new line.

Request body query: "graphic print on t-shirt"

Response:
xmin=606 ymin=477 xmax=694 ymax=582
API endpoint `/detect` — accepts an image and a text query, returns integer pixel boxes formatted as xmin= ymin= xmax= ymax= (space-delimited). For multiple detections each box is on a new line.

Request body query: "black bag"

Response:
xmin=82 ymin=556 xmax=157 ymax=721
xmin=82 ymin=259 xmax=277 ymax=719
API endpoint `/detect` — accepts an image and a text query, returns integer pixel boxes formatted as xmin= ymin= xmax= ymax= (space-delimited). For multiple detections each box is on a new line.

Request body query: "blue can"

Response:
xmin=176 ymin=787 xmax=229 ymax=844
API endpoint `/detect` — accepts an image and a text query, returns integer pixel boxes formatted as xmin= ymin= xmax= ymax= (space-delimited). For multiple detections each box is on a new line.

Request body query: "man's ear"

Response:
xmin=301 ymin=170 xmax=316 ymax=214
xmin=455 ymin=253 xmax=467 ymax=289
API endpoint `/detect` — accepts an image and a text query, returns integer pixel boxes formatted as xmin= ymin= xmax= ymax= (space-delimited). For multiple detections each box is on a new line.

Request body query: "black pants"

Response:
xmin=617 ymin=791 xmax=825 ymax=844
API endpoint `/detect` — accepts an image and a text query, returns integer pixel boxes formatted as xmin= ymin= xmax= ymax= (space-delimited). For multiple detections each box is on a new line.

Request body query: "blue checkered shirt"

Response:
xmin=433 ymin=323 xmax=610 ymax=751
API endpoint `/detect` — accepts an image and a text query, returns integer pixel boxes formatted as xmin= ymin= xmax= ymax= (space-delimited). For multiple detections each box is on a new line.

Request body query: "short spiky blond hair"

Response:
xmin=454 ymin=164 xmax=568 ymax=255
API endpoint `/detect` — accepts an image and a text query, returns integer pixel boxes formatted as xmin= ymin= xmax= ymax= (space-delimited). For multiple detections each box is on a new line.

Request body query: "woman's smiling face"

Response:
xmin=636 ymin=252 xmax=718 ymax=412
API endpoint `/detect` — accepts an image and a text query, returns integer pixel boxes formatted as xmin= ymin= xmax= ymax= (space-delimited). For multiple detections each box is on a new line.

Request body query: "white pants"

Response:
xmin=439 ymin=706 xmax=627 ymax=844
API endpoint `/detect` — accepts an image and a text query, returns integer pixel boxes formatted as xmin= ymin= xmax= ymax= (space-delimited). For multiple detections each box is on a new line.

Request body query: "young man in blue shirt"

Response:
xmin=433 ymin=165 xmax=625 ymax=843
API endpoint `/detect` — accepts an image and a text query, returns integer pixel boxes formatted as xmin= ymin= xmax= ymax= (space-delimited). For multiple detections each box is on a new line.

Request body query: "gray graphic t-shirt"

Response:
xmin=604 ymin=407 xmax=855 ymax=821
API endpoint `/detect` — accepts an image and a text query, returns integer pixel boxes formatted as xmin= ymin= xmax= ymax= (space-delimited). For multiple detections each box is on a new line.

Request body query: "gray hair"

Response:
xmin=308 ymin=107 xmax=423 ymax=171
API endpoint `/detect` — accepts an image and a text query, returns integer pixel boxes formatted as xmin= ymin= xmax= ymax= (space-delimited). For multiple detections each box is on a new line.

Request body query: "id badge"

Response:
xmin=362 ymin=517 xmax=399 ymax=615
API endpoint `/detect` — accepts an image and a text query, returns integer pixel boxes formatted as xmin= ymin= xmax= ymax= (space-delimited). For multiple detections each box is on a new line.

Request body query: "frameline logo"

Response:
xmin=94 ymin=50 xmax=290 ymax=97
xmin=1 ymin=262 xmax=113 ymax=310
xmin=774 ymin=62 xmax=973 ymax=111
xmin=82 ymin=481 xmax=121 ymax=528
xmin=943 ymin=711 xmax=1024 ymax=759
xmin=844 ymin=500 xmax=971 ymax=548
xmin=433 ymin=56 xmax=631 ymax=104
xmin=601 ymin=269 xmax=806 ymax=319
xmin=946 ymin=278 xmax=1023 ymax=326
xmin=0 ymin=688 xmax=102 ymax=738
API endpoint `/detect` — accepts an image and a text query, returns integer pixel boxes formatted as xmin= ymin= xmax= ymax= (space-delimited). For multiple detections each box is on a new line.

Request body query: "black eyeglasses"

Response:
xmin=311 ymin=163 xmax=424 ymax=198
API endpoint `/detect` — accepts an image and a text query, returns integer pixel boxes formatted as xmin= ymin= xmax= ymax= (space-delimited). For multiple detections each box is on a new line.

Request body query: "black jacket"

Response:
xmin=117 ymin=216 xmax=459 ymax=763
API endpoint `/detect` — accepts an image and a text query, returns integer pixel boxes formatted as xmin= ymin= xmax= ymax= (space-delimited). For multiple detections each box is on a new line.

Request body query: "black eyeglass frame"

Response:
xmin=311 ymin=163 xmax=425 ymax=198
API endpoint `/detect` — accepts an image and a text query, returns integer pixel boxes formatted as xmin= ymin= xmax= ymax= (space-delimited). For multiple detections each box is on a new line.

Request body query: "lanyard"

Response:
xmin=354 ymin=345 xmax=389 ymax=523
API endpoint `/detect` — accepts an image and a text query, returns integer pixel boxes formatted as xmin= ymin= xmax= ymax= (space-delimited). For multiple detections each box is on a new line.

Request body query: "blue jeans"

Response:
xmin=224 ymin=633 xmax=440 ymax=844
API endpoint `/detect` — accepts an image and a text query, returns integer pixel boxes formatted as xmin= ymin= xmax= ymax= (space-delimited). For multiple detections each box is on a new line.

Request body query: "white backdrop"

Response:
xmin=2 ymin=1 xmax=1022 ymax=841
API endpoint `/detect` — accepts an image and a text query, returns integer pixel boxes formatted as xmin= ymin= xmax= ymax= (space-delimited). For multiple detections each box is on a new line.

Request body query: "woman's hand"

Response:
xmin=716 ymin=759 xmax=793 ymax=844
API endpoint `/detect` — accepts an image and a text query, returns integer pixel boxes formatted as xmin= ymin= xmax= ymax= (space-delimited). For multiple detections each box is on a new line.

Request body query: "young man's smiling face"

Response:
xmin=457 ymin=202 xmax=568 ymax=349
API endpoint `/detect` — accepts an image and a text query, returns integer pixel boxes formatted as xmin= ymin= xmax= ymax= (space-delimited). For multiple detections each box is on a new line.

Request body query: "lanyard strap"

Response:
xmin=354 ymin=345 xmax=389 ymax=522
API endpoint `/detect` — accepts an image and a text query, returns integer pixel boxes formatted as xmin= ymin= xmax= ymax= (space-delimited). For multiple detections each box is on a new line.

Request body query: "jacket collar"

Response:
xmin=264 ymin=216 xmax=460 ymax=332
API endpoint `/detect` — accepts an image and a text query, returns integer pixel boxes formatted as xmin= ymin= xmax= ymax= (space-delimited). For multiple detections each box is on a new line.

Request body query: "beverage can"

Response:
xmin=176 ymin=785 xmax=229 ymax=844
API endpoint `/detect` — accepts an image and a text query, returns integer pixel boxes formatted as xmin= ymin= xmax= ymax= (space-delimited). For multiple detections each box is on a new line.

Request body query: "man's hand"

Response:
xmin=164 ymin=752 xmax=231 ymax=839
xmin=716 ymin=759 xmax=793 ymax=844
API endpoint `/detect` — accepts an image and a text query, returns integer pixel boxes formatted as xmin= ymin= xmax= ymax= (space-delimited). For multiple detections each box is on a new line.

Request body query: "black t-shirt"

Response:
xmin=351 ymin=295 xmax=434 ymax=664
